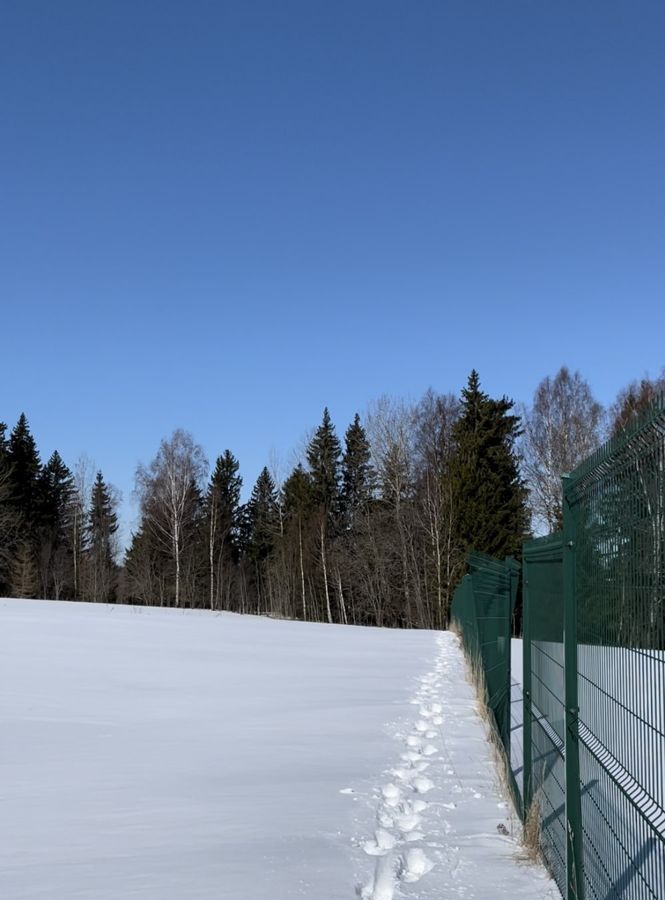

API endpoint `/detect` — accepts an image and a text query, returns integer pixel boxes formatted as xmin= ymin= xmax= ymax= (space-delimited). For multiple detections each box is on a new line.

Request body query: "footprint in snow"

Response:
xmin=363 ymin=829 xmax=397 ymax=856
xmin=400 ymin=848 xmax=434 ymax=883
xmin=381 ymin=783 xmax=401 ymax=807
xmin=412 ymin=776 xmax=434 ymax=794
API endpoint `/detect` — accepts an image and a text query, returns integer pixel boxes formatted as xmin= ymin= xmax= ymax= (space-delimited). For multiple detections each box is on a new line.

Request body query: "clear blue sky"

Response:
xmin=2 ymin=1 xmax=664 ymax=537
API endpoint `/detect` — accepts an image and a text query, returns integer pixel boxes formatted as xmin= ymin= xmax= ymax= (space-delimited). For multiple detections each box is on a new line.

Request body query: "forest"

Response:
xmin=0 ymin=367 xmax=662 ymax=629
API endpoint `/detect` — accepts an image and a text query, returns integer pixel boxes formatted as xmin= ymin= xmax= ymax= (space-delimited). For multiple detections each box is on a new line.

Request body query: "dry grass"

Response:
xmin=457 ymin=640 xmax=547 ymax=865
xmin=520 ymin=793 xmax=543 ymax=863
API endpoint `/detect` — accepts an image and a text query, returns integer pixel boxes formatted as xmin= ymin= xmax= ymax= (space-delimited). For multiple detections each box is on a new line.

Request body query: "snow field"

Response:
xmin=1 ymin=599 xmax=556 ymax=899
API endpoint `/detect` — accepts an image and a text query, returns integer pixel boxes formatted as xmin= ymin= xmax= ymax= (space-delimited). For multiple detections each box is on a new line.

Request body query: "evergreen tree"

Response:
xmin=206 ymin=450 xmax=242 ymax=609
xmin=36 ymin=451 xmax=76 ymax=598
xmin=7 ymin=413 xmax=41 ymax=528
xmin=0 ymin=422 xmax=16 ymax=593
xmin=341 ymin=413 xmax=374 ymax=523
xmin=246 ymin=467 xmax=279 ymax=562
xmin=450 ymin=370 xmax=528 ymax=561
xmin=86 ymin=470 xmax=119 ymax=602
xmin=38 ymin=451 xmax=75 ymax=536
xmin=0 ymin=422 xmax=8 ymax=466
xmin=207 ymin=451 xmax=242 ymax=559
xmin=306 ymin=407 xmax=341 ymax=518
xmin=283 ymin=464 xmax=314 ymax=521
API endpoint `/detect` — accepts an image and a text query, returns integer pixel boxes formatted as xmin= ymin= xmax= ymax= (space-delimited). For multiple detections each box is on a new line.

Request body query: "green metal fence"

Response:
xmin=452 ymin=396 xmax=665 ymax=900
xmin=523 ymin=531 xmax=567 ymax=891
xmin=450 ymin=552 xmax=520 ymax=801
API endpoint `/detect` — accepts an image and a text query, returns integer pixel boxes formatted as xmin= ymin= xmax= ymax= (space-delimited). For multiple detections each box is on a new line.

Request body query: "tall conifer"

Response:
xmin=342 ymin=413 xmax=374 ymax=523
xmin=87 ymin=471 xmax=119 ymax=601
xmin=307 ymin=408 xmax=341 ymax=519
xmin=450 ymin=370 xmax=528 ymax=560
xmin=7 ymin=413 xmax=41 ymax=529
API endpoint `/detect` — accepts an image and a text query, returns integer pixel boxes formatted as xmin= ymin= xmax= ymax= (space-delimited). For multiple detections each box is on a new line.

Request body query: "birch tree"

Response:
xmin=136 ymin=430 xmax=208 ymax=607
xmin=521 ymin=367 xmax=604 ymax=533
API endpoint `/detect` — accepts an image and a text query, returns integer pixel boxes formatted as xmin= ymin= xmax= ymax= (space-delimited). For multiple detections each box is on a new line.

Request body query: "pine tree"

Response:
xmin=450 ymin=370 xmax=528 ymax=561
xmin=341 ymin=413 xmax=374 ymax=523
xmin=206 ymin=450 xmax=242 ymax=610
xmin=307 ymin=407 xmax=341 ymax=518
xmin=86 ymin=471 xmax=119 ymax=602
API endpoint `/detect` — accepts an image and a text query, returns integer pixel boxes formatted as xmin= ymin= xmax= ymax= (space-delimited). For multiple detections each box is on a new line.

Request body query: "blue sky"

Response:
xmin=1 ymin=1 xmax=664 ymax=537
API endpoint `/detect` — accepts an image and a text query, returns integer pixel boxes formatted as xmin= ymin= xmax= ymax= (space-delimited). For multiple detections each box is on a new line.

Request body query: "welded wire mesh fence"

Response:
xmin=450 ymin=552 xmax=521 ymax=805
xmin=452 ymin=396 xmax=665 ymax=900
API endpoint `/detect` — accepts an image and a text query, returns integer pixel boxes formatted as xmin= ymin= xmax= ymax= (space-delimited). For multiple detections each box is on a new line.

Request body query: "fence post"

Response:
xmin=522 ymin=549 xmax=532 ymax=821
xmin=562 ymin=474 xmax=584 ymax=900
xmin=504 ymin=557 xmax=519 ymax=757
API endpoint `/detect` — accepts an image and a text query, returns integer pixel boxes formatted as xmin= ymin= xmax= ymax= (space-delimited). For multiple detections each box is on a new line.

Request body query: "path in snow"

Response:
xmin=355 ymin=631 xmax=558 ymax=899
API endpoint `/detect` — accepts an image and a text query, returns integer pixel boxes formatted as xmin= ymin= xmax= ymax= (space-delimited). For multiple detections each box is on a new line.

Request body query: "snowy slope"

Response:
xmin=0 ymin=599 xmax=556 ymax=899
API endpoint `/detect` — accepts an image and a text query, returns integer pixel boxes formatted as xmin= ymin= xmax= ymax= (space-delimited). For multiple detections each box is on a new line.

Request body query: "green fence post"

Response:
xmin=522 ymin=549 xmax=532 ymax=822
xmin=504 ymin=557 xmax=519 ymax=759
xmin=562 ymin=474 xmax=584 ymax=900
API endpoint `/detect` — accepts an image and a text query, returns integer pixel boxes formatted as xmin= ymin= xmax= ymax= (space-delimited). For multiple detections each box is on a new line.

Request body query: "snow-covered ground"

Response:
xmin=1 ymin=599 xmax=556 ymax=899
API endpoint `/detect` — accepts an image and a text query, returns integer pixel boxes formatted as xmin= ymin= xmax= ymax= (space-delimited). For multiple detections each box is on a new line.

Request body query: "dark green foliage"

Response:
xmin=87 ymin=471 xmax=118 ymax=601
xmin=246 ymin=467 xmax=279 ymax=562
xmin=0 ymin=422 xmax=16 ymax=593
xmin=207 ymin=451 xmax=242 ymax=562
xmin=450 ymin=370 xmax=528 ymax=561
xmin=0 ymin=421 xmax=8 ymax=464
xmin=342 ymin=413 xmax=374 ymax=522
xmin=7 ymin=413 xmax=41 ymax=528
xmin=306 ymin=408 xmax=341 ymax=515
xmin=283 ymin=464 xmax=314 ymax=521
xmin=123 ymin=523 xmax=169 ymax=606
xmin=35 ymin=451 xmax=76 ymax=599
xmin=38 ymin=451 xmax=75 ymax=537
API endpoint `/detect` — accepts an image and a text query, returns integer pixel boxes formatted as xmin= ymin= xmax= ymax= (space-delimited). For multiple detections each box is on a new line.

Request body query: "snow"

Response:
xmin=1 ymin=599 xmax=556 ymax=899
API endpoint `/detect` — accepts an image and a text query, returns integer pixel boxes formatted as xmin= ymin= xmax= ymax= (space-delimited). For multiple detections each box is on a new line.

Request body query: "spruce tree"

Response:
xmin=341 ymin=413 xmax=374 ymax=523
xmin=38 ymin=451 xmax=75 ymax=537
xmin=283 ymin=464 xmax=314 ymax=521
xmin=306 ymin=407 xmax=341 ymax=519
xmin=87 ymin=471 xmax=119 ymax=602
xmin=206 ymin=450 xmax=242 ymax=609
xmin=246 ymin=467 xmax=279 ymax=563
xmin=36 ymin=451 xmax=76 ymax=598
xmin=207 ymin=451 xmax=242 ymax=559
xmin=7 ymin=413 xmax=41 ymax=529
xmin=0 ymin=422 xmax=8 ymax=466
xmin=451 ymin=370 xmax=528 ymax=561
xmin=0 ymin=422 xmax=16 ymax=593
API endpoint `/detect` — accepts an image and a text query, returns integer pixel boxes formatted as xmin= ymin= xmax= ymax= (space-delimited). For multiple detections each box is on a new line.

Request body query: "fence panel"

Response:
xmin=565 ymin=397 xmax=665 ymax=899
xmin=451 ymin=553 xmax=519 ymax=804
xmin=451 ymin=396 xmax=665 ymax=900
xmin=523 ymin=533 xmax=567 ymax=896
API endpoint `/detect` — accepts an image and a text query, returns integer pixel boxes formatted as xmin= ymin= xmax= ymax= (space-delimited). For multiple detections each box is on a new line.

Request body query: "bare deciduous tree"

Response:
xmin=136 ymin=430 xmax=208 ymax=607
xmin=521 ymin=367 xmax=604 ymax=533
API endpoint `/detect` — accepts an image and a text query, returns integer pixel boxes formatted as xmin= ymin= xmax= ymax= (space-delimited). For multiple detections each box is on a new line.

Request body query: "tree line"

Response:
xmin=1 ymin=367 xmax=662 ymax=627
